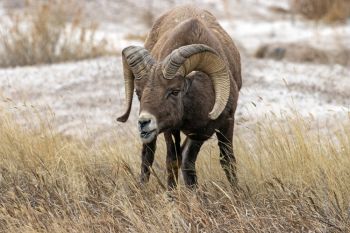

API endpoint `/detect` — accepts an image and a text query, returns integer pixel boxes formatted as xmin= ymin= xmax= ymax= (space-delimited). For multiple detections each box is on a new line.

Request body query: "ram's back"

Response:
xmin=144 ymin=5 xmax=242 ymax=90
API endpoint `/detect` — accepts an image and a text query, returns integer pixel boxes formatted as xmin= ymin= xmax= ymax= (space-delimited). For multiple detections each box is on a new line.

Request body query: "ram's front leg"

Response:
xmin=165 ymin=131 xmax=181 ymax=189
xmin=140 ymin=137 xmax=157 ymax=184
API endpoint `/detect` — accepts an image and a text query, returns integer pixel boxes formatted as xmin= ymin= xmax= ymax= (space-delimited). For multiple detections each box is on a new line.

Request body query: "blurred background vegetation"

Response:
xmin=0 ymin=0 xmax=349 ymax=68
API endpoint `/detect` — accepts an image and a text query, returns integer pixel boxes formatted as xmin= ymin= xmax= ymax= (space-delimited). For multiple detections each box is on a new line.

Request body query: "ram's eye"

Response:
xmin=171 ymin=90 xmax=180 ymax=96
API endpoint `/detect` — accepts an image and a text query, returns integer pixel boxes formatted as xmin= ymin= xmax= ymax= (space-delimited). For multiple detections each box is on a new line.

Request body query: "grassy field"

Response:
xmin=0 ymin=1 xmax=349 ymax=232
xmin=0 ymin=109 xmax=349 ymax=232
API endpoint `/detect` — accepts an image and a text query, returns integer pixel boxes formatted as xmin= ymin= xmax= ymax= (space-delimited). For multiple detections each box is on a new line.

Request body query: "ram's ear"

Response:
xmin=183 ymin=77 xmax=193 ymax=95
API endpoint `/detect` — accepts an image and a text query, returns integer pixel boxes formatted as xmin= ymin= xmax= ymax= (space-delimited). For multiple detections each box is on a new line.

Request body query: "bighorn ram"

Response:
xmin=117 ymin=6 xmax=242 ymax=189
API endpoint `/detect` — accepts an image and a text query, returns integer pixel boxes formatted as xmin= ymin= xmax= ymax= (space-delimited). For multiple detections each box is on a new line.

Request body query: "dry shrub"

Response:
xmin=255 ymin=42 xmax=350 ymax=66
xmin=124 ymin=33 xmax=148 ymax=42
xmin=0 ymin=107 xmax=350 ymax=232
xmin=0 ymin=0 xmax=116 ymax=68
xmin=290 ymin=0 xmax=350 ymax=22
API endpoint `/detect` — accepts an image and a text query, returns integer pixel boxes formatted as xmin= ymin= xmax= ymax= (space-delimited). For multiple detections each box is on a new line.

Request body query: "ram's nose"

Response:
xmin=138 ymin=112 xmax=157 ymax=132
xmin=138 ymin=118 xmax=151 ymax=131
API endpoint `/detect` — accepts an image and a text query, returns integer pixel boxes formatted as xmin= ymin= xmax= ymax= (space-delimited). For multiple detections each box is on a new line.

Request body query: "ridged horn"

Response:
xmin=162 ymin=44 xmax=230 ymax=120
xmin=117 ymin=46 xmax=155 ymax=122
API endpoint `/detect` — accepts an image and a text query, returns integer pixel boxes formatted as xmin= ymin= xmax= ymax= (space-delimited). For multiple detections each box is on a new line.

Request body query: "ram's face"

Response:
xmin=117 ymin=44 xmax=231 ymax=144
xmin=135 ymin=70 xmax=186 ymax=143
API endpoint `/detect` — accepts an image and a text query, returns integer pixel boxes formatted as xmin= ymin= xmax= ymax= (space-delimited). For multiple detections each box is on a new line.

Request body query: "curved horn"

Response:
xmin=162 ymin=44 xmax=230 ymax=120
xmin=117 ymin=46 xmax=155 ymax=122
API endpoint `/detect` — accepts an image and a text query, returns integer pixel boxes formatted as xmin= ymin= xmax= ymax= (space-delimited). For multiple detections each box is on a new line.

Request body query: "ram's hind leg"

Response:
xmin=216 ymin=123 xmax=238 ymax=187
xmin=165 ymin=131 xmax=181 ymax=189
xmin=181 ymin=138 xmax=203 ymax=188
xmin=140 ymin=138 xmax=157 ymax=184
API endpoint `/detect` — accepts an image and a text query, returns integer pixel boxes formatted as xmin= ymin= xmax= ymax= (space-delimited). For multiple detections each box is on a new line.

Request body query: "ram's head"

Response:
xmin=117 ymin=44 xmax=230 ymax=143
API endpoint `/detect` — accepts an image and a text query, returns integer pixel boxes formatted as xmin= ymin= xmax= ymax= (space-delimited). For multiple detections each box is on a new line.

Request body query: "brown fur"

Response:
xmin=132 ymin=5 xmax=242 ymax=189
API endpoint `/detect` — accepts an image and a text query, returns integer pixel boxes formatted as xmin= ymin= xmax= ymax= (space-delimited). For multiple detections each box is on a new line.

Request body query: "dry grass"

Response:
xmin=290 ymin=0 xmax=350 ymax=22
xmin=0 ymin=108 xmax=350 ymax=232
xmin=0 ymin=0 xmax=116 ymax=68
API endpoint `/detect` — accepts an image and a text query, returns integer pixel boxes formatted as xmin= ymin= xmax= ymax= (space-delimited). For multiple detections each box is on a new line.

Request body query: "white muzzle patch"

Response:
xmin=138 ymin=111 xmax=158 ymax=143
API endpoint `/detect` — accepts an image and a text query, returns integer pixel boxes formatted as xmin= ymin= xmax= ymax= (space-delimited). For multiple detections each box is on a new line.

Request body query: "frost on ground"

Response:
xmin=0 ymin=56 xmax=348 ymax=140
xmin=0 ymin=0 xmax=349 ymax=140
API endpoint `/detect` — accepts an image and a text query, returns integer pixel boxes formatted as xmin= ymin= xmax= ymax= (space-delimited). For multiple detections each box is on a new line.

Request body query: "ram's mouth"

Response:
xmin=140 ymin=130 xmax=155 ymax=138
xmin=139 ymin=129 xmax=157 ymax=142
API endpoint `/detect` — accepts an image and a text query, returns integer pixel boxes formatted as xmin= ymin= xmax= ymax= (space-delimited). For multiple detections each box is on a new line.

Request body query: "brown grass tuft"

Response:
xmin=255 ymin=42 xmax=350 ymax=66
xmin=124 ymin=33 xmax=148 ymax=42
xmin=0 ymin=0 xmax=116 ymax=68
xmin=290 ymin=0 xmax=350 ymax=23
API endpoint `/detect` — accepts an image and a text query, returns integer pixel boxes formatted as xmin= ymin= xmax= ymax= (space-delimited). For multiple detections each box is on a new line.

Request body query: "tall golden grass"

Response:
xmin=0 ymin=108 xmax=350 ymax=232
xmin=291 ymin=0 xmax=350 ymax=22
xmin=0 ymin=0 xmax=116 ymax=68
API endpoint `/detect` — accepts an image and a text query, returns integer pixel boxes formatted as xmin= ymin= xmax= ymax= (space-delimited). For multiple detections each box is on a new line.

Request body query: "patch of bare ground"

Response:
xmin=255 ymin=42 xmax=350 ymax=66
